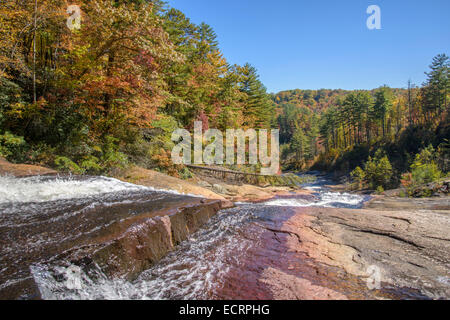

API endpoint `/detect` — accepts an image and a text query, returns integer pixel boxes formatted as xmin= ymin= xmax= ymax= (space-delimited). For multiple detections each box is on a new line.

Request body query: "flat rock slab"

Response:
xmin=281 ymin=206 xmax=450 ymax=299
xmin=365 ymin=196 xmax=450 ymax=211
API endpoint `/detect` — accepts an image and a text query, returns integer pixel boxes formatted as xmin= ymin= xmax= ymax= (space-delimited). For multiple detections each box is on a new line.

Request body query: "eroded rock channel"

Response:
xmin=1 ymin=174 xmax=449 ymax=300
xmin=0 ymin=175 xmax=222 ymax=299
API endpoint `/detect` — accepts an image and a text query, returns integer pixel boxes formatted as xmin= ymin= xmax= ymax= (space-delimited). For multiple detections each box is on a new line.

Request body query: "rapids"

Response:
xmin=2 ymin=173 xmax=372 ymax=300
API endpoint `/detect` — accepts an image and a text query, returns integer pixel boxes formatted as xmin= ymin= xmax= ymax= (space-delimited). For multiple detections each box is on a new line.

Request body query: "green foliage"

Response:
xmin=411 ymin=163 xmax=441 ymax=186
xmin=0 ymin=78 xmax=26 ymax=129
xmin=54 ymin=156 xmax=84 ymax=174
xmin=237 ymin=63 xmax=275 ymax=128
xmin=350 ymin=166 xmax=365 ymax=189
xmin=98 ymin=136 xmax=129 ymax=171
xmin=422 ymin=54 xmax=449 ymax=115
xmin=278 ymin=103 xmax=320 ymax=170
xmin=373 ymin=86 xmax=394 ymax=136
xmin=179 ymin=167 xmax=193 ymax=180
xmin=363 ymin=150 xmax=393 ymax=190
xmin=53 ymin=137 xmax=128 ymax=175
xmin=376 ymin=186 xmax=385 ymax=194
xmin=0 ymin=131 xmax=27 ymax=161
xmin=412 ymin=144 xmax=436 ymax=166
xmin=408 ymin=145 xmax=442 ymax=185
xmin=399 ymin=145 xmax=443 ymax=197
xmin=79 ymin=155 xmax=103 ymax=175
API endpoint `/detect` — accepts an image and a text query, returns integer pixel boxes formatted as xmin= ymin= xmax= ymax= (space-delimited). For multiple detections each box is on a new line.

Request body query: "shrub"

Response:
xmin=400 ymin=145 xmax=443 ymax=197
xmin=180 ymin=167 xmax=193 ymax=180
xmin=364 ymin=150 xmax=393 ymax=190
xmin=79 ymin=155 xmax=102 ymax=175
xmin=101 ymin=136 xmax=129 ymax=170
xmin=54 ymin=156 xmax=84 ymax=174
xmin=376 ymin=186 xmax=385 ymax=194
xmin=406 ymin=145 xmax=442 ymax=186
xmin=350 ymin=166 xmax=365 ymax=189
xmin=0 ymin=131 xmax=27 ymax=161
xmin=411 ymin=162 xmax=441 ymax=185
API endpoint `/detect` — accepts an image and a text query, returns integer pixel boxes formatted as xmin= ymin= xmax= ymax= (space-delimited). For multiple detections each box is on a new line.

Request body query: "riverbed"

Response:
xmin=1 ymin=174 xmax=449 ymax=300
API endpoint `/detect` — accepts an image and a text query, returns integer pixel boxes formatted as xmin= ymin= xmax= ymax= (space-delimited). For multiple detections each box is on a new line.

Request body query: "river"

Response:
xmin=1 ymin=173 xmax=378 ymax=300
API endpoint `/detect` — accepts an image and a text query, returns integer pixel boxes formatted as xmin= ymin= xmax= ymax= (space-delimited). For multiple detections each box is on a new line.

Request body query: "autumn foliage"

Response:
xmin=0 ymin=0 xmax=275 ymax=174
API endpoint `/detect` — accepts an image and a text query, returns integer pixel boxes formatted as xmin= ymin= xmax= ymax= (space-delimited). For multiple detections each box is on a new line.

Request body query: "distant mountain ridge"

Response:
xmin=272 ymin=88 xmax=408 ymax=113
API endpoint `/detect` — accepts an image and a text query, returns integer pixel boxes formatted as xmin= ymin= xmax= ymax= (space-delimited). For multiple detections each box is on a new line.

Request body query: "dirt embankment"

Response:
xmin=117 ymin=166 xmax=309 ymax=205
xmin=116 ymin=166 xmax=233 ymax=208
xmin=0 ymin=157 xmax=56 ymax=177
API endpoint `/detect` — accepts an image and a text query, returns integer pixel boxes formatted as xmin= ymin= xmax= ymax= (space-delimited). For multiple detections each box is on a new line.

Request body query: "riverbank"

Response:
xmin=0 ymin=157 xmax=56 ymax=177
xmin=117 ymin=166 xmax=314 ymax=205
xmin=0 ymin=157 xmax=304 ymax=206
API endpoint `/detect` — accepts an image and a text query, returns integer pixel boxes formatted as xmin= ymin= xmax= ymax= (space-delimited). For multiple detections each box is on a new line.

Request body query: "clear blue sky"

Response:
xmin=166 ymin=0 xmax=450 ymax=93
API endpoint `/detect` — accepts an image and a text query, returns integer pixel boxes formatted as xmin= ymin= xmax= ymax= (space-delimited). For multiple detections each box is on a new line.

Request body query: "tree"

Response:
xmin=237 ymin=63 xmax=274 ymax=128
xmin=364 ymin=150 xmax=393 ymax=189
xmin=373 ymin=86 xmax=394 ymax=137
xmin=198 ymin=22 xmax=219 ymax=59
xmin=422 ymin=54 xmax=449 ymax=123
xmin=291 ymin=128 xmax=310 ymax=169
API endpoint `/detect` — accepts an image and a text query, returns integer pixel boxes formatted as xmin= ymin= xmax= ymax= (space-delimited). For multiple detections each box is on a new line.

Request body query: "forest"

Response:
xmin=275 ymin=54 xmax=449 ymax=192
xmin=0 ymin=0 xmax=274 ymax=177
xmin=0 ymin=0 xmax=448 ymax=194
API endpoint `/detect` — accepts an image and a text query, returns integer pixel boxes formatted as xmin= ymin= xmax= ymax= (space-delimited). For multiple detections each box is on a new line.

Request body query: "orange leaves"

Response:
xmin=48 ymin=0 xmax=180 ymax=132
xmin=400 ymin=172 xmax=413 ymax=188
xmin=151 ymin=148 xmax=182 ymax=177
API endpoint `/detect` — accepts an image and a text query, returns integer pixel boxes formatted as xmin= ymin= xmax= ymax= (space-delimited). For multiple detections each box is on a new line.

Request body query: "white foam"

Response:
xmin=263 ymin=198 xmax=311 ymax=207
xmin=0 ymin=175 xmax=188 ymax=204
xmin=32 ymin=207 xmax=256 ymax=300
xmin=263 ymin=191 xmax=365 ymax=208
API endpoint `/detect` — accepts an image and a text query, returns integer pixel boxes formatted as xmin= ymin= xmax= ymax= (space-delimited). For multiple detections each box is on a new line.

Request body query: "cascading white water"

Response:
xmin=263 ymin=191 xmax=367 ymax=208
xmin=0 ymin=174 xmax=202 ymax=299
xmin=0 ymin=175 xmax=192 ymax=205
xmin=27 ymin=175 xmax=370 ymax=300
xmin=0 ymin=176 xmax=145 ymax=204
xmin=2 ymin=173 xmax=372 ymax=300
xmin=263 ymin=173 xmax=368 ymax=208
xmin=32 ymin=206 xmax=259 ymax=300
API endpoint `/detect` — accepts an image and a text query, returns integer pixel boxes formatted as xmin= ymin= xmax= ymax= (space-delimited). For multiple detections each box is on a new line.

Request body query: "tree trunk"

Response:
xmin=33 ymin=0 xmax=37 ymax=104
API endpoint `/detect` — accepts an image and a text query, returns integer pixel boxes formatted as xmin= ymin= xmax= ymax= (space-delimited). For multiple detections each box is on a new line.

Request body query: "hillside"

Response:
xmin=272 ymin=56 xmax=449 ymax=194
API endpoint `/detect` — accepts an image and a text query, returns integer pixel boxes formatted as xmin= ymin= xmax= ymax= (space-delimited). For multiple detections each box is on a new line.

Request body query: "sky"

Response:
xmin=166 ymin=0 xmax=450 ymax=93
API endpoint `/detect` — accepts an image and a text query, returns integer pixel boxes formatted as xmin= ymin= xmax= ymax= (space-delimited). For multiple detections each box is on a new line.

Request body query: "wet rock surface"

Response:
xmin=1 ymin=170 xmax=449 ymax=300
xmin=32 ymin=197 xmax=449 ymax=300
xmin=0 ymin=175 xmax=222 ymax=300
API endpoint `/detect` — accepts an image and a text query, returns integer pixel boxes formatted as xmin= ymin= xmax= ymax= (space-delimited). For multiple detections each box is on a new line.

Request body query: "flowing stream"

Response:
xmin=0 ymin=173 xmax=371 ymax=300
